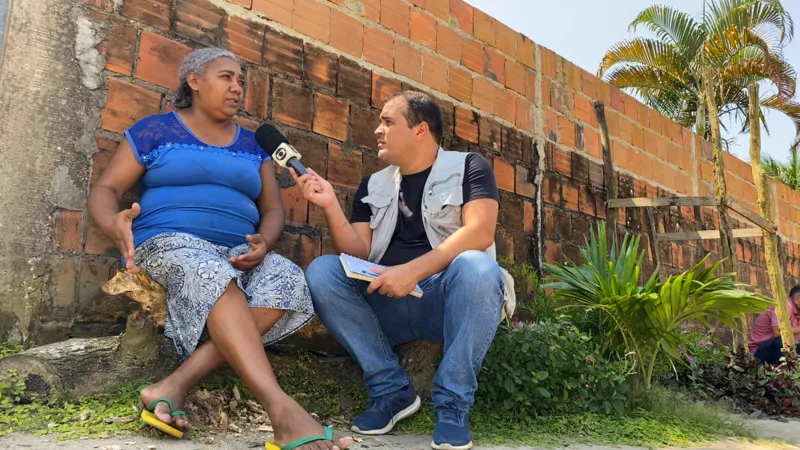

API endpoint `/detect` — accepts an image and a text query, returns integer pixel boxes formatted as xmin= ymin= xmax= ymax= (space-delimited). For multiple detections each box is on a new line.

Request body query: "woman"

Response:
xmin=88 ymin=47 xmax=350 ymax=450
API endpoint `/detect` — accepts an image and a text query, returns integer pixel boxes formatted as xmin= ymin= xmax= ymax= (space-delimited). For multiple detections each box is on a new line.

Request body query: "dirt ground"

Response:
xmin=1 ymin=417 xmax=799 ymax=450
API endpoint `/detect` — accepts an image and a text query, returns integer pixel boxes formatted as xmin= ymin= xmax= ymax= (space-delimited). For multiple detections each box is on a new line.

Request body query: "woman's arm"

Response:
xmin=86 ymin=139 xmax=145 ymax=270
xmin=229 ymin=162 xmax=285 ymax=270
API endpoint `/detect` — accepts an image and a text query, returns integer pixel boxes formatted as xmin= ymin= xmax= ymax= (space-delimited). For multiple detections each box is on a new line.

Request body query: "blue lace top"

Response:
xmin=125 ymin=111 xmax=271 ymax=249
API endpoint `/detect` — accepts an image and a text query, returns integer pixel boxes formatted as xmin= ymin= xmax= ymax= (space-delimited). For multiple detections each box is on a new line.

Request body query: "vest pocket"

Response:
xmin=425 ymin=186 xmax=463 ymax=232
xmin=361 ymin=194 xmax=392 ymax=229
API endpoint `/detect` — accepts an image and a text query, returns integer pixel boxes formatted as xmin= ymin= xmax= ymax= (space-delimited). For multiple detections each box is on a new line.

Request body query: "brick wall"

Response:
xmin=40 ymin=0 xmax=800 ymax=342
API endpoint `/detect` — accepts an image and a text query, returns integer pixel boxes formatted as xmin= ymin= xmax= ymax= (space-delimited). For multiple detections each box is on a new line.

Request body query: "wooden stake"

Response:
xmin=747 ymin=82 xmax=796 ymax=357
xmin=595 ymin=101 xmax=617 ymax=247
xmin=703 ymin=68 xmax=745 ymax=350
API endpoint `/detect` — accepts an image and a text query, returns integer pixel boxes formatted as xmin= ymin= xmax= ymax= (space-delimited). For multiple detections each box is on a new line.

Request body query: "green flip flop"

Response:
xmin=265 ymin=426 xmax=337 ymax=450
xmin=140 ymin=397 xmax=188 ymax=439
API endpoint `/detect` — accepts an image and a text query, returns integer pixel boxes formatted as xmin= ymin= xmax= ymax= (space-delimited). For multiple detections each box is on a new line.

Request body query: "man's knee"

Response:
xmin=447 ymin=250 xmax=503 ymax=308
xmin=305 ymin=254 xmax=343 ymax=286
xmin=450 ymin=250 xmax=502 ymax=281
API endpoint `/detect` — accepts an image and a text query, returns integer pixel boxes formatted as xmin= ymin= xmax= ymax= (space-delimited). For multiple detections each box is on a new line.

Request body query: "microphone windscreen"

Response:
xmin=254 ymin=123 xmax=289 ymax=157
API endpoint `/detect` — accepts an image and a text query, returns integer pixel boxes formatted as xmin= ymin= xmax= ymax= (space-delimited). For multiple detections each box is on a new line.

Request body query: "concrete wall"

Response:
xmin=0 ymin=0 xmax=797 ymax=345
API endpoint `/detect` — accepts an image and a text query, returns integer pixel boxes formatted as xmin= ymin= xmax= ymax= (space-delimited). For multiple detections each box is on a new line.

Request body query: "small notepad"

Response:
xmin=339 ymin=253 xmax=424 ymax=298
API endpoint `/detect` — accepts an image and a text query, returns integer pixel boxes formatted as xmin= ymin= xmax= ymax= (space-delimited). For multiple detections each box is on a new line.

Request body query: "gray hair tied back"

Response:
xmin=171 ymin=47 xmax=239 ymax=109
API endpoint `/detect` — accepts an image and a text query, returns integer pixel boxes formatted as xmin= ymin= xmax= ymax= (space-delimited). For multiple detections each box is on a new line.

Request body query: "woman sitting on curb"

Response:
xmin=87 ymin=47 xmax=351 ymax=450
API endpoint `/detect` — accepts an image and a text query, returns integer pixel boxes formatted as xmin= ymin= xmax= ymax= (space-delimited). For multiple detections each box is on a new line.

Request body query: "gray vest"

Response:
xmin=360 ymin=148 xmax=517 ymax=321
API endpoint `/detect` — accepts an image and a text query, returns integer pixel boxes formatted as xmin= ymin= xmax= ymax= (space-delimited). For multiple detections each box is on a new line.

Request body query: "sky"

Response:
xmin=465 ymin=0 xmax=800 ymax=163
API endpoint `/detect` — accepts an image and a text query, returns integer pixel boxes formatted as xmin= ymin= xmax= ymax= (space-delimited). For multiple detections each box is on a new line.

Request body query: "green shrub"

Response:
xmin=478 ymin=318 xmax=633 ymax=418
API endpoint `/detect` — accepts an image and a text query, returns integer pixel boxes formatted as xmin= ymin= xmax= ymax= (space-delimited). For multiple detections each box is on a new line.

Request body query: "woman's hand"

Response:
xmin=110 ymin=203 xmax=141 ymax=272
xmin=230 ymin=234 xmax=268 ymax=270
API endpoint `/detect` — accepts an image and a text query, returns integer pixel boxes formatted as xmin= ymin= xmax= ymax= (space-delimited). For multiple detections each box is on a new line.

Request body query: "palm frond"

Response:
xmin=628 ymin=5 xmax=706 ymax=56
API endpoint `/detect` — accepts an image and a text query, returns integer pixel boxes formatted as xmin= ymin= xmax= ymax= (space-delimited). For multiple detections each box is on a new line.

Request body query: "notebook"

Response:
xmin=339 ymin=253 xmax=424 ymax=298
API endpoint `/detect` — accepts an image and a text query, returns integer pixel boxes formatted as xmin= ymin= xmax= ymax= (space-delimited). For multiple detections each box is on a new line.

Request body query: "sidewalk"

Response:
xmin=1 ymin=417 xmax=799 ymax=450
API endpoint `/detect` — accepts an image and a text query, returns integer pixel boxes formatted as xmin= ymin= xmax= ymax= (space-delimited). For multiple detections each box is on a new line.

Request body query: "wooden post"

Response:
xmin=595 ymin=101 xmax=617 ymax=248
xmin=747 ymin=82 xmax=797 ymax=357
xmin=703 ymin=68 xmax=745 ymax=350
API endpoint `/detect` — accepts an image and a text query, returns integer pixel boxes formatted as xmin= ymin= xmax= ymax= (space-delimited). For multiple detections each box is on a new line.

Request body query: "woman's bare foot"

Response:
xmin=270 ymin=395 xmax=352 ymax=450
xmin=140 ymin=380 xmax=192 ymax=432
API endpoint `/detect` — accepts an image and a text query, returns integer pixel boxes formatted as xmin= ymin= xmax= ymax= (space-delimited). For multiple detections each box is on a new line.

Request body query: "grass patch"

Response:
xmin=396 ymin=386 xmax=754 ymax=448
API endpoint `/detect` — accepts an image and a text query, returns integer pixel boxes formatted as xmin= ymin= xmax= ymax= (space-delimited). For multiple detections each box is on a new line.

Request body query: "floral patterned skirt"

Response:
xmin=133 ymin=232 xmax=314 ymax=360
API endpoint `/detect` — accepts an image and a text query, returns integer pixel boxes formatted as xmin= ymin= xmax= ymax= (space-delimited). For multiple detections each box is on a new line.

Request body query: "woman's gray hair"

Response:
xmin=171 ymin=47 xmax=240 ymax=109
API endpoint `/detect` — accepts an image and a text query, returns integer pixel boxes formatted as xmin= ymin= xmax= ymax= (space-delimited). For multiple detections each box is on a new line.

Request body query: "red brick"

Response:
xmin=84 ymin=0 xmax=112 ymax=9
xmin=495 ymin=22 xmax=517 ymax=57
xmin=543 ymin=174 xmax=562 ymax=204
xmin=544 ymin=108 xmax=558 ymax=142
xmin=174 ymin=0 xmax=226 ymax=45
xmin=575 ymin=94 xmax=597 ymax=127
xmin=566 ymin=62 xmax=581 ymax=93
xmin=525 ymin=68 xmax=536 ymax=103
xmin=274 ymin=79 xmax=314 ymax=130
xmin=264 ymin=27 xmax=303 ymax=78
xmin=381 ymin=0 xmax=410 ymax=37
xmin=101 ymin=79 xmax=161 ymax=134
xmin=338 ymin=57 xmax=372 ymax=104
xmin=56 ymin=210 xmax=82 ymax=252
xmin=473 ymin=8 xmax=495 ymax=45
xmin=228 ymin=0 xmax=252 ymax=6
xmin=563 ymin=182 xmax=578 ymax=211
xmin=136 ymin=32 xmax=191 ymax=90
xmin=550 ymin=82 xmax=571 ymax=114
xmin=90 ymin=136 xmax=120 ymax=188
xmin=610 ymin=86 xmax=625 ymax=112
xmin=623 ymin=93 xmax=638 ymax=121
xmin=330 ymin=10 xmax=363 ymax=57
xmin=427 ymin=0 xmax=449 ymax=20
xmin=226 ymin=16 xmax=265 ymax=64
xmin=479 ymin=116 xmax=501 ymax=151
xmin=328 ymin=144 xmax=362 ymax=189
xmin=631 ymin=123 xmax=645 ymax=150
xmin=121 ymin=0 xmax=171 ymax=31
xmin=282 ymin=187 xmax=309 ymax=225
xmin=409 ymin=0 xmax=425 ymax=6
xmin=99 ymin=21 xmax=136 ymax=76
xmin=558 ymin=116 xmax=576 ymax=148
xmin=494 ymin=158 xmax=514 ymax=192
xmin=371 ymin=73 xmax=402 ymax=108
xmin=363 ymin=26 xmax=395 ymax=70
xmin=472 ymin=77 xmax=495 ymax=113
xmin=423 ymin=53 xmax=449 ymax=93
xmin=234 ymin=116 xmax=260 ymax=131
xmin=580 ymin=70 xmax=597 ymax=98
xmin=300 ymin=235 xmax=320 ymax=271
xmin=583 ymin=127 xmax=601 ymax=159
xmin=313 ymin=93 xmax=349 ymax=140
xmin=437 ymin=23 xmax=462 ymax=62
xmin=461 ymin=38 xmax=484 ymax=73
xmin=579 ymin=186 xmax=595 ymax=216
xmin=618 ymin=116 xmax=632 ymax=144
xmin=483 ymin=47 xmax=505 ymax=84
xmin=544 ymin=240 xmax=562 ymax=264
xmin=360 ymin=0 xmax=381 ymax=22
xmin=516 ymin=165 xmax=535 ymax=198
xmin=595 ymin=79 xmax=611 ymax=106
xmin=515 ymin=97 xmax=533 ymax=133
xmin=410 ymin=10 xmax=437 ymax=50
xmin=351 ymin=105 xmax=381 ymax=148
xmin=448 ymin=65 xmax=472 ymax=103
xmin=244 ymin=69 xmax=269 ymax=119
xmin=450 ymin=0 xmax=473 ymax=33
xmin=540 ymin=47 xmax=557 ymax=79
xmin=523 ymin=200 xmax=534 ymax=232
xmin=305 ymin=44 xmax=339 ymax=92
xmin=395 ymin=40 xmax=422 ymax=82
xmin=293 ymin=0 xmax=331 ymax=43
xmin=253 ymin=0 xmax=294 ymax=26
xmin=455 ymin=106 xmax=478 ymax=143
xmin=495 ymin=87 xmax=516 ymax=123
xmin=554 ymin=147 xmax=571 ymax=176
xmin=505 ymin=59 xmax=526 ymax=95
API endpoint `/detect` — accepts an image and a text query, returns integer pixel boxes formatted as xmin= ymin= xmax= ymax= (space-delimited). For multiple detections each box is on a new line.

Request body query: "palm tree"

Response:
xmin=598 ymin=0 xmax=799 ymax=149
xmin=763 ymin=147 xmax=800 ymax=189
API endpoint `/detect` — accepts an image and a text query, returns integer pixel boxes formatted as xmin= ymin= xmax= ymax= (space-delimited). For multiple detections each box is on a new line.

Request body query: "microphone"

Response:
xmin=254 ymin=123 xmax=309 ymax=176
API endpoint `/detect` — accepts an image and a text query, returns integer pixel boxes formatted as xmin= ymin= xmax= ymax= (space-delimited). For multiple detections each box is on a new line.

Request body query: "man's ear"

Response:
xmin=416 ymin=121 xmax=430 ymax=140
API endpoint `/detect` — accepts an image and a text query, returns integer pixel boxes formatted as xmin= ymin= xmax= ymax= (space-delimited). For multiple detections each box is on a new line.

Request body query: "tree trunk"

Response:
xmin=703 ymin=68 xmax=746 ymax=351
xmin=747 ymin=82 xmax=797 ymax=358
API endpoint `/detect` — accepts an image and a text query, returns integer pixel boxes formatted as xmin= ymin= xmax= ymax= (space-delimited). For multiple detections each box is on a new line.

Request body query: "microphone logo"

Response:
xmin=272 ymin=142 xmax=302 ymax=168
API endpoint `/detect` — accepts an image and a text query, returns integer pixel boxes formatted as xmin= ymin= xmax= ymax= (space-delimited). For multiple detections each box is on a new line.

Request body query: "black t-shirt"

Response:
xmin=350 ymin=153 xmax=499 ymax=266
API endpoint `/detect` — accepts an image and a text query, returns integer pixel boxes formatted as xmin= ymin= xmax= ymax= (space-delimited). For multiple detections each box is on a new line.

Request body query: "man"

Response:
xmin=291 ymin=91 xmax=515 ymax=450
xmin=747 ymin=285 xmax=800 ymax=365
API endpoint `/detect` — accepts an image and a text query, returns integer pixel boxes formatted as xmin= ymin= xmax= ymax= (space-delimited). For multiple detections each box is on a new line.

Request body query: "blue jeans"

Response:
xmin=305 ymin=250 xmax=504 ymax=413
xmin=754 ymin=337 xmax=800 ymax=365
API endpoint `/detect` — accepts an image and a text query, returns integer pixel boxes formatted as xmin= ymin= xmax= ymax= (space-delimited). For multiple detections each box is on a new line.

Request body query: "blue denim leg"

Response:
xmin=411 ymin=250 xmax=505 ymax=414
xmin=305 ymin=255 xmax=415 ymax=398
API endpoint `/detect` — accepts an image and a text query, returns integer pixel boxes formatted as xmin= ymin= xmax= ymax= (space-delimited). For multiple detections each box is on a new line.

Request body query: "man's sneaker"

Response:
xmin=431 ymin=408 xmax=473 ymax=450
xmin=351 ymin=383 xmax=421 ymax=435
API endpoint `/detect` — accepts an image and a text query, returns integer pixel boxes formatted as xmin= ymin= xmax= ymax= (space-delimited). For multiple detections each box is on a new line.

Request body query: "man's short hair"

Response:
xmin=388 ymin=91 xmax=444 ymax=145
xmin=789 ymin=285 xmax=800 ymax=298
